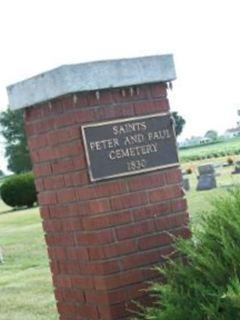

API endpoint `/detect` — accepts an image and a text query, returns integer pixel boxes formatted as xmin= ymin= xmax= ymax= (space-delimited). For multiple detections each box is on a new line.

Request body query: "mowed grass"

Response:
xmin=0 ymin=203 xmax=58 ymax=320
xmin=179 ymin=137 xmax=240 ymax=161
xmin=0 ymin=160 xmax=240 ymax=319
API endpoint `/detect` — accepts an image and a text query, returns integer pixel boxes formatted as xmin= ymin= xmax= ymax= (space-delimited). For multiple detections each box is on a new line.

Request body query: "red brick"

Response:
xmin=55 ymin=143 xmax=82 ymax=160
xmin=132 ymin=202 xmax=171 ymax=221
xmin=44 ymin=175 xmax=65 ymax=190
xmin=98 ymin=303 xmax=130 ymax=320
xmin=134 ymin=85 xmax=150 ymax=100
xmin=61 ymin=217 xmax=83 ymax=232
xmin=72 ymin=198 xmax=111 ymax=217
xmin=25 ymin=86 xmax=189 ymax=320
xmin=32 ymin=118 xmax=55 ymax=134
xmin=110 ymin=192 xmax=148 ymax=211
xmin=138 ymin=232 xmax=172 ymax=250
xmin=35 ymin=178 xmax=44 ymax=192
xmin=121 ymin=247 xmax=173 ymax=270
xmin=60 ymin=260 xmax=120 ymax=276
xmin=57 ymin=189 xmax=77 ymax=204
xmin=111 ymin=87 xmax=136 ymax=103
xmin=150 ymin=83 xmax=167 ymax=98
xmin=174 ymin=226 xmax=191 ymax=240
xmin=38 ymin=192 xmax=57 ymax=205
xmin=28 ymin=135 xmax=48 ymax=150
xmin=94 ymin=269 xmax=143 ymax=290
xmin=96 ymin=104 xmax=135 ymax=121
xmin=75 ymin=229 xmax=114 ymax=245
xmin=172 ymin=198 xmax=188 ymax=213
xmin=74 ymin=92 xmax=88 ymax=108
xmin=49 ymin=205 xmax=67 ymax=218
xmin=82 ymin=211 xmax=132 ymax=231
xmin=99 ymin=90 xmax=114 ymax=105
xmin=70 ymin=276 xmax=94 ymax=289
xmin=166 ymin=168 xmax=182 ymax=184
xmin=50 ymin=199 xmax=111 ymax=219
xmin=52 ymin=275 xmax=72 ymax=288
xmin=74 ymin=109 xmax=97 ymax=124
xmin=62 ymin=217 xmax=83 ymax=231
xmin=50 ymin=260 xmax=60 ymax=274
xmin=39 ymin=206 xmax=50 ymax=219
xmin=77 ymin=180 xmax=127 ymax=201
xmin=25 ymin=105 xmax=43 ymax=121
xmin=154 ymin=212 xmax=189 ymax=232
xmin=85 ymin=288 xmax=127 ymax=304
xmin=149 ymin=185 xmax=183 ymax=203
xmin=37 ymin=148 xmax=57 ymax=162
xmin=55 ymin=288 xmax=85 ymax=303
xmin=88 ymin=239 xmax=138 ymax=260
xmin=116 ymin=220 xmax=155 ymax=240
xmin=58 ymin=261 xmax=82 ymax=274
xmin=87 ymin=260 xmax=120 ymax=275
xmin=47 ymin=131 xmax=60 ymax=146
xmin=44 ymin=99 xmax=63 ymax=117
xmin=48 ymin=247 xmax=67 ymax=260
xmin=64 ymin=171 xmax=89 ymax=187
xmin=72 ymin=156 xmax=86 ymax=170
xmin=57 ymin=127 xmax=81 ymax=144
xmin=128 ymin=171 xmax=166 ymax=191
xmin=57 ymin=302 xmax=98 ymax=319
xmin=25 ymin=122 xmax=35 ymax=136
xmin=55 ymin=113 xmax=76 ymax=128
xmin=134 ymin=99 xmax=169 ymax=115
xmin=61 ymin=95 xmax=74 ymax=111
xmin=66 ymin=247 xmax=89 ymax=261
xmin=86 ymin=91 xmax=100 ymax=106
xmin=34 ymin=163 xmax=52 ymax=177
xmin=45 ymin=233 xmax=75 ymax=246
xmin=51 ymin=159 xmax=75 ymax=174
xmin=43 ymin=219 xmax=63 ymax=232
xmin=127 ymin=282 xmax=149 ymax=301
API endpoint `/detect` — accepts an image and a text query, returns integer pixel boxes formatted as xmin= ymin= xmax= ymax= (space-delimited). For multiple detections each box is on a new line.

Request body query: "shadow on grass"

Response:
xmin=0 ymin=203 xmax=39 ymax=215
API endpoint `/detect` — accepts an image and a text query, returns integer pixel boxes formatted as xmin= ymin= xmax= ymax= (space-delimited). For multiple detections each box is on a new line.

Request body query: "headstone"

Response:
xmin=7 ymin=55 xmax=190 ymax=320
xmin=232 ymin=161 xmax=240 ymax=174
xmin=197 ymin=164 xmax=217 ymax=190
xmin=182 ymin=178 xmax=190 ymax=191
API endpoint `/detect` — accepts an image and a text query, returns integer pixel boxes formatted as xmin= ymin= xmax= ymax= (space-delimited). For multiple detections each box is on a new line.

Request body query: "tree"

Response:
xmin=0 ymin=109 xmax=32 ymax=173
xmin=205 ymin=130 xmax=218 ymax=141
xmin=171 ymin=111 xmax=186 ymax=137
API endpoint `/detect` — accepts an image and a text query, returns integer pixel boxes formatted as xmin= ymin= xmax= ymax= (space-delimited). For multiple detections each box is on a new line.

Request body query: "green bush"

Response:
xmin=0 ymin=172 xmax=37 ymax=208
xmin=136 ymin=189 xmax=240 ymax=320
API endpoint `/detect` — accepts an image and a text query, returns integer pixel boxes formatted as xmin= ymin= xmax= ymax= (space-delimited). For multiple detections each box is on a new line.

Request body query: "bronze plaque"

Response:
xmin=82 ymin=113 xmax=179 ymax=181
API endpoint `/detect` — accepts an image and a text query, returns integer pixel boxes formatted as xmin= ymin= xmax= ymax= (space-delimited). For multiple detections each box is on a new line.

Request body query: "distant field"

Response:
xmin=179 ymin=137 xmax=240 ymax=162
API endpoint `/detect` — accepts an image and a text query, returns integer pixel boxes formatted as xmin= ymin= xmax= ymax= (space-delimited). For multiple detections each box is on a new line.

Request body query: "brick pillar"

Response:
xmin=7 ymin=55 xmax=189 ymax=320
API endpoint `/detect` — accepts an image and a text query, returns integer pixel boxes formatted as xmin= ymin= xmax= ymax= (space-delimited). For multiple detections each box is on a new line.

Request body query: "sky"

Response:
xmin=0 ymin=0 xmax=240 ymax=172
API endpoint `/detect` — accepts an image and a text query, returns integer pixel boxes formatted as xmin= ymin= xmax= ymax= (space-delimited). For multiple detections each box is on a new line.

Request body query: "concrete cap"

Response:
xmin=7 ymin=54 xmax=176 ymax=110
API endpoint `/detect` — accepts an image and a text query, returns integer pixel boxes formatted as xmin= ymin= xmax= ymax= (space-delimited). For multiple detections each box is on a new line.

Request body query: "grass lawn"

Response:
xmin=0 ymin=160 xmax=240 ymax=319
xmin=0 ymin=203 xmax=58 ymax=320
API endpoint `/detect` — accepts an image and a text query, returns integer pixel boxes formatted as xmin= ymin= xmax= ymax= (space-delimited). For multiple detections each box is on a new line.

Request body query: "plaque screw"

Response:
xmin=95 ymin=91 xmax=100 ymax=100
xmin=121 ymin=89 xmax=126 ymax=97
xmin=73 ymin=94 xmax=78 ymax=105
